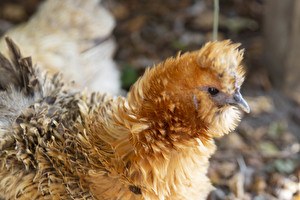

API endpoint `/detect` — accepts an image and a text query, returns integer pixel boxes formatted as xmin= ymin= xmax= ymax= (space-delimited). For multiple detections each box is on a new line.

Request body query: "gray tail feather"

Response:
xmin=0 ymin=37 xmax=41 ymax=96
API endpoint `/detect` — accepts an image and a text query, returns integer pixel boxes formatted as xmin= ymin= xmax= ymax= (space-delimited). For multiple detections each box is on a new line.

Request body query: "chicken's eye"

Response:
xmin=208 ymin=87 xmax=219 ymax=96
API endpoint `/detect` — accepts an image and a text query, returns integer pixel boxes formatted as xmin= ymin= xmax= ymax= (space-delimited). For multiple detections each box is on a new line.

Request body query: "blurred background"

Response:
xmin=0 ymin=0 xmax=299 ymax=199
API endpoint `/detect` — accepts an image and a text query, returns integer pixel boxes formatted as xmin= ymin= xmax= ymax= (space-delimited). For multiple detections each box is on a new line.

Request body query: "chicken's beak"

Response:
xmin=228 ymin=90 xmax=250 ymax=113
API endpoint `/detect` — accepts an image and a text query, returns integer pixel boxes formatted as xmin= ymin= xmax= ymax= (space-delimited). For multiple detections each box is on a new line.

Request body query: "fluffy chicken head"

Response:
xmin=193 ymin=40 xmax=250 ymax=136
xmin=129 ymin=40 xmax=250 ymax=140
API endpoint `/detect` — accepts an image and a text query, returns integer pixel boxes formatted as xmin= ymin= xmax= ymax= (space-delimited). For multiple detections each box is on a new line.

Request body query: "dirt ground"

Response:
xmin=0 ymin=0 xmax=299 ymax=199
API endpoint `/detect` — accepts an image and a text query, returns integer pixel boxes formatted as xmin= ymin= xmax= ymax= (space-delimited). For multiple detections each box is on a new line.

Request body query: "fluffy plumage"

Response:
xmin=0 ymin=38 xmax=249 ymax=200
xmin=0 ymin=0 xmax=120 ymax=94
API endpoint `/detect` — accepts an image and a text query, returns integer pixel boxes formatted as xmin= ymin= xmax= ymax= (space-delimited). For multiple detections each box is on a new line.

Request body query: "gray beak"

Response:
xmin=228 ymin=90 xmax=250 ymax=113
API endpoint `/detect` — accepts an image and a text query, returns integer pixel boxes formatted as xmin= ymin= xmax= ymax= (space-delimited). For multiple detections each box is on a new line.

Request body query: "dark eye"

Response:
xmin=129 ymin=185 xmax=142 ymax=195
xmin=208 ymin=87 xmax=219 ymax=96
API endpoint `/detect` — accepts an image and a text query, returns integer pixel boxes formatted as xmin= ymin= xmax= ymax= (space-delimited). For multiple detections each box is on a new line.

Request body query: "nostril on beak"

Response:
xmin=233 ymin=93 xmax=241 ymax=102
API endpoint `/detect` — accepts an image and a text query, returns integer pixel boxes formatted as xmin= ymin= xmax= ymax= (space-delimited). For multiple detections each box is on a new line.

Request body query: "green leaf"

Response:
xmin=273 ymin=159 xmax=296 ymax=174
xmin=121 ymin=64 xmax=139 ymax=90
xmin=259 ymin=141 xmax=279 ymax=156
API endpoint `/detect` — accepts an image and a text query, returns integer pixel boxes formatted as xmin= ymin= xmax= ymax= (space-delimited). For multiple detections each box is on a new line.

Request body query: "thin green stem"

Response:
xmin=213 ymin=0 xmax=219 ymax=41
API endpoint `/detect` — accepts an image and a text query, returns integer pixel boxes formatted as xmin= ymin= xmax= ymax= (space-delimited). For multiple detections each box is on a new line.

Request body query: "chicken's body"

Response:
xmin=0 ymin=38 xmax=249 ymax=200
xmin=0 ymin=0 xmax=120 ymax=94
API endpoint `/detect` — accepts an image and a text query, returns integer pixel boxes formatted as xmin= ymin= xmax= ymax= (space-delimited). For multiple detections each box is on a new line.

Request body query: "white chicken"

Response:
xmin=0 ymin=0 xmax=120 ymax=94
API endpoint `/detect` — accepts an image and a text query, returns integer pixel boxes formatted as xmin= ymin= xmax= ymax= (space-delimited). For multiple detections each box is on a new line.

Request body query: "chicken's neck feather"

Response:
xmin=82 ymin=94 xmax=215 ymax=198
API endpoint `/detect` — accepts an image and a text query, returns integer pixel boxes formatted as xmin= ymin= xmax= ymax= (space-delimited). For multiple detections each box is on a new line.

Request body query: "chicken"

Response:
xmin=0 ymin=38 xmax=250 ymax=200
xmin=0 ymin=0 xmax=120 ymax=94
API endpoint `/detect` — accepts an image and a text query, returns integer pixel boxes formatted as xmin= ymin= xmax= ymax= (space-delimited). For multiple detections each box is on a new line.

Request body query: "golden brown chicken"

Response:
xmin=0 ymin=0 xmax=120 ymax=94
xmin=0 ymin=38 xmax=249 ymax=200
